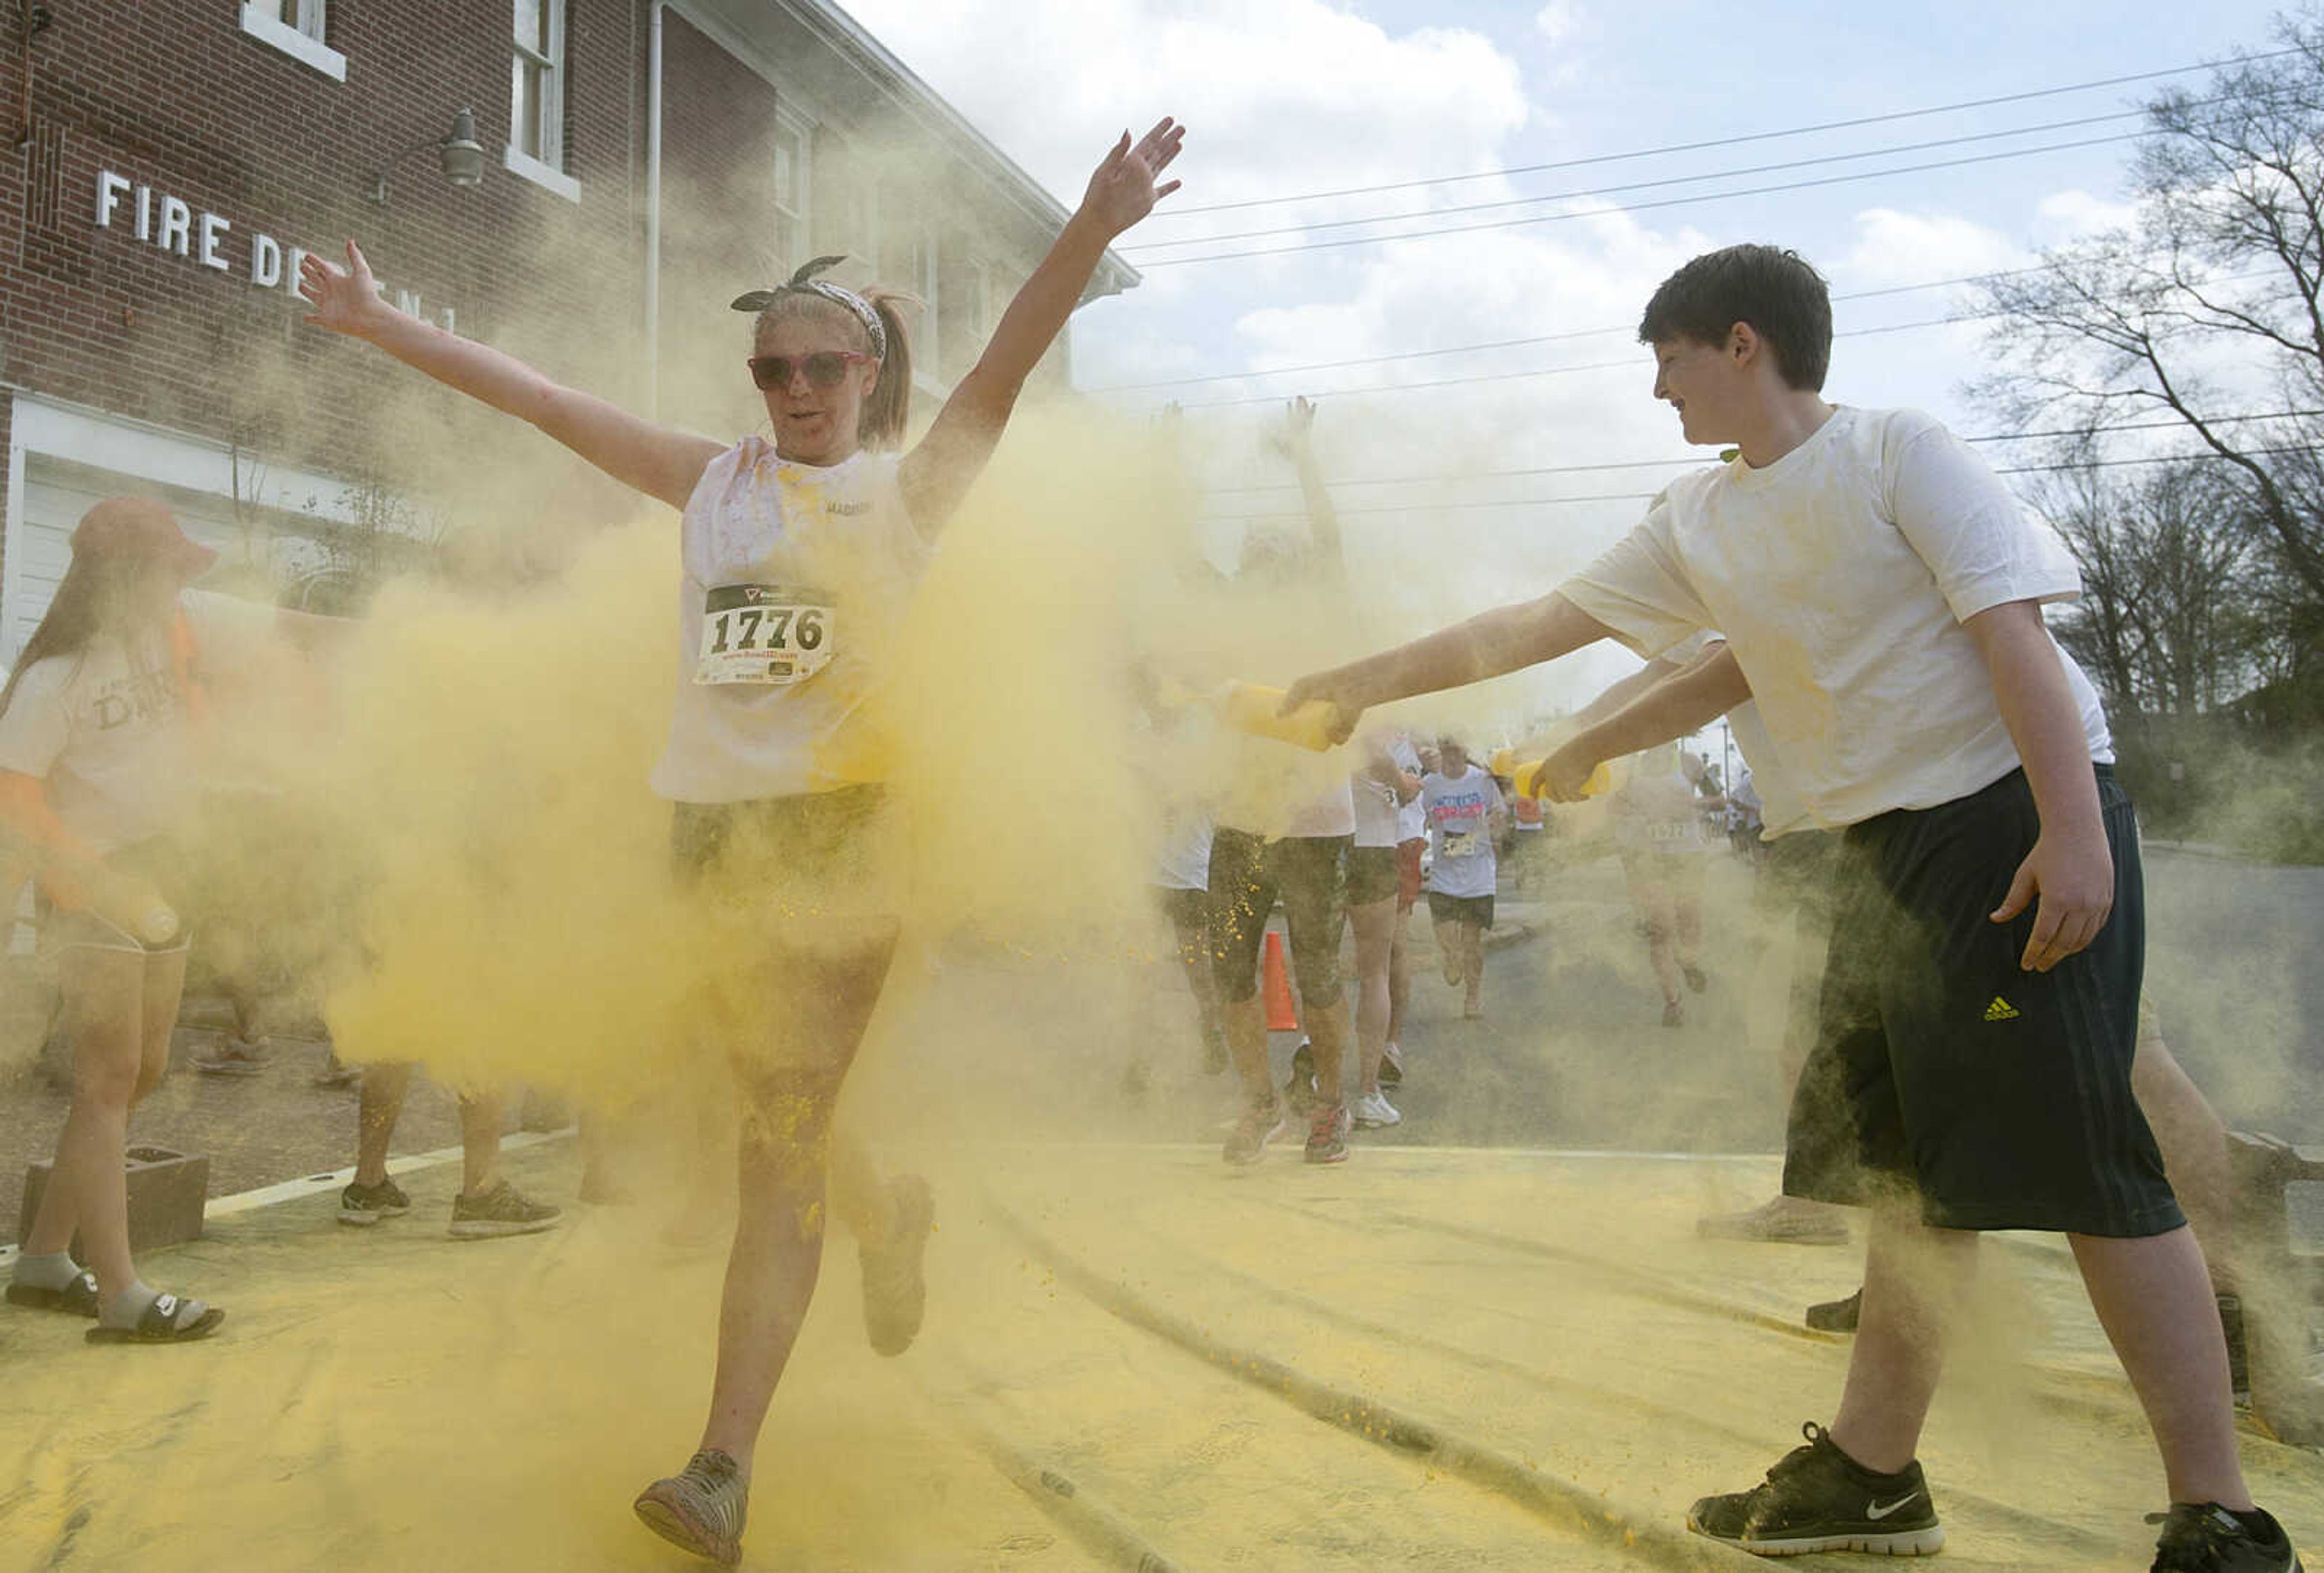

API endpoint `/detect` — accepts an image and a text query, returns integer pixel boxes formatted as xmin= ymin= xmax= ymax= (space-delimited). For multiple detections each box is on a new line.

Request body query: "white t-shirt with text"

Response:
xmin=0 ymin=589 xmax=273 ymax=851
xmin=1420 ymin=765 xmax=1503 ymax=899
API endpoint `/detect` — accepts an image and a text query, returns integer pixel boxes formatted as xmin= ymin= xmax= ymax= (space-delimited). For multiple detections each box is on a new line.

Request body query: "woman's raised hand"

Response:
xmin=1078 ymin=117 xmax=1186 ymax=239
xmin=298 ymin=240 xmax=394 ymax=338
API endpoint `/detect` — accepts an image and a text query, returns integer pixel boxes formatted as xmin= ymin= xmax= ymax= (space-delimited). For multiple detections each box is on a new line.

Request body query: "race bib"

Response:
xmin=1443 ymin=829 xmax=1480 ymax=859
xmin=1647 ymin=821 xmax=1694 ymax=844
xmin=695 ymin=584 xmax=836 ymax=686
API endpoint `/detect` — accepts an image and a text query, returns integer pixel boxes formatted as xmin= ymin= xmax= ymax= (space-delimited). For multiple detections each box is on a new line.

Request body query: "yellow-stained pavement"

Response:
xmin=3 ymin=1139 xmax=2320 ymax=1570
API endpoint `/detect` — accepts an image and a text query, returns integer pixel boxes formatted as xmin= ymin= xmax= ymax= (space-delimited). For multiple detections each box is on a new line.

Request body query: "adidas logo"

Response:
xmin=1983 ymin=996 xmax=2021 ymax=1022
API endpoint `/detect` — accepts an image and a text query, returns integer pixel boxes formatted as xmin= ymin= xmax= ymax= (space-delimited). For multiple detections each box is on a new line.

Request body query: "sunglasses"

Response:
xmin=747 ymin=351 xmax=874 ymax=392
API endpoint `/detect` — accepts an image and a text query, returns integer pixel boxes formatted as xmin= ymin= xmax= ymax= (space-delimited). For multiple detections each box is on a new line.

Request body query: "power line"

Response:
xmin=1125 ymin=105 xmax=2170 ymax=255
xmin=1092 ymin=264 xmax=2061 ymax=394
xmin=1200 ymin=443 xmax=2324 ymax=522
xmin=1170 ymin=263 xmax=2277 ymax=410
xmin=1142 ymin=131 xmax=2144 ymax=269
xmin=1151 ymin=49 xmax=2299 ymax=219
xmin=1171 ymin=313 xmax=1979 ymax=409
xmin=1199 ymin=412 xmax=2324 ymax=497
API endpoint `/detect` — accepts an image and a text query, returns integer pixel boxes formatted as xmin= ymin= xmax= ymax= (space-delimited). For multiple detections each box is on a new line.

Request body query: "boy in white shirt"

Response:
xmin=1284 ymin=245 xmax=2293 ymax=1571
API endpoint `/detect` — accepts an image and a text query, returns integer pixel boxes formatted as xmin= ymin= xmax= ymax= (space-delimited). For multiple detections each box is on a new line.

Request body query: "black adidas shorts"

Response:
xmin=1783 ymin=766 xmax=2183 ymax=1236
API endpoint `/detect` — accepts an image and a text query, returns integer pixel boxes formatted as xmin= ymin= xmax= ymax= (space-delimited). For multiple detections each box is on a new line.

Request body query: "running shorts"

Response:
xmin=1345 ymin=844 xmax=1399 ymax=907
xmin=1783 ymin=766 xmax=2182 ymax=1236
xmin=1207 ymin=829 xmax=1348 ymax=1008
xmin=1426 ymin=891 xmax=1494 ymax=930
xmin=669 ymin=786 xmax=896 ymax=918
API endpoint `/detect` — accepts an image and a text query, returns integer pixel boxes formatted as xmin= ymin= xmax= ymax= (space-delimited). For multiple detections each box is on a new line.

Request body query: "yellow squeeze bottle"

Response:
xmin=1219 ymin=682 xmax=1341 ymax=753
xmin=1512 ymin=757 xmax=1611 ymax=800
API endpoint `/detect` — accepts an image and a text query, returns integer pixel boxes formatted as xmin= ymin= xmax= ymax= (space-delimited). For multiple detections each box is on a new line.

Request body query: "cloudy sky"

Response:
xmin=843 ymin=0 xmax=2296 ymax=720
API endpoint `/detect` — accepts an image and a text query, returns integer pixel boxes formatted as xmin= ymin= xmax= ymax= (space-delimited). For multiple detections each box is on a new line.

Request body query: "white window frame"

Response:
xmin=505 ymin=0 xmax=579 ymax=202
xmin=238 ymin=1 xmax=345 ymax=82
xmin=772 ymin=110 xmax=813 ymax=275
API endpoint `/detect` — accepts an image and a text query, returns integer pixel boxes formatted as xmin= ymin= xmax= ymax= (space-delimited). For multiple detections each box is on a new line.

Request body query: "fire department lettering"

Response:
xmin=695 ymin=583 xmax=836 ymax=686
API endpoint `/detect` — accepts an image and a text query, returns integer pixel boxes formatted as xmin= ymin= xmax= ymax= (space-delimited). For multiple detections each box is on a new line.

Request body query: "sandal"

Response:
xmin=85 ymin=1291 xmax=225 ymax=1345
xmin=6 ymin=1270 xmax=100 ymax=1317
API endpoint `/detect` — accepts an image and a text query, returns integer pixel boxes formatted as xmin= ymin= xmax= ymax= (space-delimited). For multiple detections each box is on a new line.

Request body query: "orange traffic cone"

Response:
xmin=1262 ymin=929 xmax=1301 ymax=1031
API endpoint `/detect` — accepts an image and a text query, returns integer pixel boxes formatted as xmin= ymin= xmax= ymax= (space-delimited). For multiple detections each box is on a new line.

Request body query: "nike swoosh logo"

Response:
xmin=1866 ymin=1491 xmax=1923 ymax=1520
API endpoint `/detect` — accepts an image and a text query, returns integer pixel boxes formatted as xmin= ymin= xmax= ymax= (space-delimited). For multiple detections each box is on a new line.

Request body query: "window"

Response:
xmin=268 ymin=0 xmax=324 ymax=35
xmin=773 ymin=119 xmax=810 ymax=275
xmin=239 ymin=0 xmax=344 ymax=80
xmin=506 ymin=0 xmax=578 ymax=200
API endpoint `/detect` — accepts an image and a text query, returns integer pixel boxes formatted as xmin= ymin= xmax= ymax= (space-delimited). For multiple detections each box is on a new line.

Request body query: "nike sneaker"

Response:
xmin=2148 ymin=1503 xmax=2302 ymax=1572
xmin=1687 ymin=1421 xmax=1944 ymax=1557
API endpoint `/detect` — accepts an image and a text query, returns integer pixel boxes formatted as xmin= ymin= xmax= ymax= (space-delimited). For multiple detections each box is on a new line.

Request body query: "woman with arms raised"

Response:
xmin=300 ymin=118 xmax=1183 ymax=1566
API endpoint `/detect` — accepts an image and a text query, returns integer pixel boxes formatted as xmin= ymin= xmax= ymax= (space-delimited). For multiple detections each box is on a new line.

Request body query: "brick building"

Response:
xmin=0 ymin=0 xmax=1135 ymax=649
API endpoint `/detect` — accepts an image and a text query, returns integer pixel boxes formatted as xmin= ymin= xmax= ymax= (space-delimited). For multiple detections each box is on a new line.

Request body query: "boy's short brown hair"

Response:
xmin=1638 ymin=244 xmax=1833 ymax=392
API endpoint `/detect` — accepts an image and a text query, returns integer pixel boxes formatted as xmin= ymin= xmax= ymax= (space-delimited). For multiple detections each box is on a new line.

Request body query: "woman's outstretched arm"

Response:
xmin=299 ymin=241 xmax=724 ymax=511
xmin=899 ymin=118 xmax=1185 ymax=534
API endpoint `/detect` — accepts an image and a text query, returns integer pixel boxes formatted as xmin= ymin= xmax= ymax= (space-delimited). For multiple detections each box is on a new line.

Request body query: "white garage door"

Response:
xmin=9 ymin=455 xmax=341 ymax=659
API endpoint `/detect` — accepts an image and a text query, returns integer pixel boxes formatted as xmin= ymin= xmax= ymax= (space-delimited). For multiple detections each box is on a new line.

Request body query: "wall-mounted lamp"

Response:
xmin=369 ymin=108 xmax=485 ymax=205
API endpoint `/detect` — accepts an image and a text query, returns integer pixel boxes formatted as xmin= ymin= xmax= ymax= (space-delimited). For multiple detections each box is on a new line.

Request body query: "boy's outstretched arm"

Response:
xmin=1963 ymin=600 xmax=2113 ymax=973
xmin=1535 ymin=643 xmax=1751 ymax=800
xmin=1283 ymin=592 xmax=1617 ymax=741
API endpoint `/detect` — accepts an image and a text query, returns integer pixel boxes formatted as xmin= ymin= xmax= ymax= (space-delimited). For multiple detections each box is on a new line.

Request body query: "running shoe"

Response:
xmin=1223 ymin=1097 xmax=1287 ymax=1166
xmin=1697 ymin=1195 xmax=1849 ymax=1246
xmin=1687 ymin=1421 xmax=1944 ymax=1557
xmin=338 ymin=1177 xmax=412 ymax=1226
xmin=1805 ymin=1288 xmax=1863 ymax=1333
xmin=635 ymin=1448 xmax=748 ymax=1567
xmin=194 ymin=1036 xmax=269 ymax=1077
xmin=2148 ymin=1503 xmax=2302 ymax=1572
xmin=1304 ymin=1102 xmax=1351 ymax=1164
xmin=860 ymin=1174 xmax=935 ymax=1358
xmin=312 ymin=1052 xmax=361 ymax=1089
xmin=1379 ymin=1042 xmax=1403 ymax=1086
xmin=1284 ymin=1039 xmax=1319 ymax=1114
xmin=1350 ymin=1088 xmax=1401 ymax=1129
xmin=447 ymin=1179 xmax=562 ymax=1239
xmin=1682 ymin=964 xmax=1709 ymax=994
xmin=1663 ymin=999 xmax=1685 ymax=1028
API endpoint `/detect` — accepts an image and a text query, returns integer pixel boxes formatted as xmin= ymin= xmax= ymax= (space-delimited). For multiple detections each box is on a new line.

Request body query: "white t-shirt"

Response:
xmin=1154 ymin=805 xmax=1213 ymax=892
xmin=1559 ymin=406 xmax=2112 ymax=829
xmin=652 ymin=439 xmax=931 ymax=803
xmin=1420 ymin=765 xmax=1503 ymax=899
xmin=1351 ymin=734 xmax=1422 ymax=849
xmin=0 ymin=589 xmax=272 ymax=852
xmin=1614 ymin=763 xmax=1712 ymax=855
xmin=1725 ymin=701 xmax=1811 ymax=837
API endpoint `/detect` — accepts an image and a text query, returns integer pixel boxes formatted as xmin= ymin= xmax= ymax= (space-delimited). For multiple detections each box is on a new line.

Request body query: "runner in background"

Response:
xmin=1347 ymin=728 xmax=1422 ymax=1128
xmin=1610 ymin=743 xmax=1714 ymax=1028
xmin=1210 ymin=395 xmax=1357 ymax=1166
xmin=1504 ymin=769 xmax=1546 ymax=893
xmin=1383 ymin=737 xmax=1428 ymax=1088
xmin=302 ymin=117 xmax=1184 ymax=1567
xmin=1420 ymin=737 xmax=1505 ymax=1020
